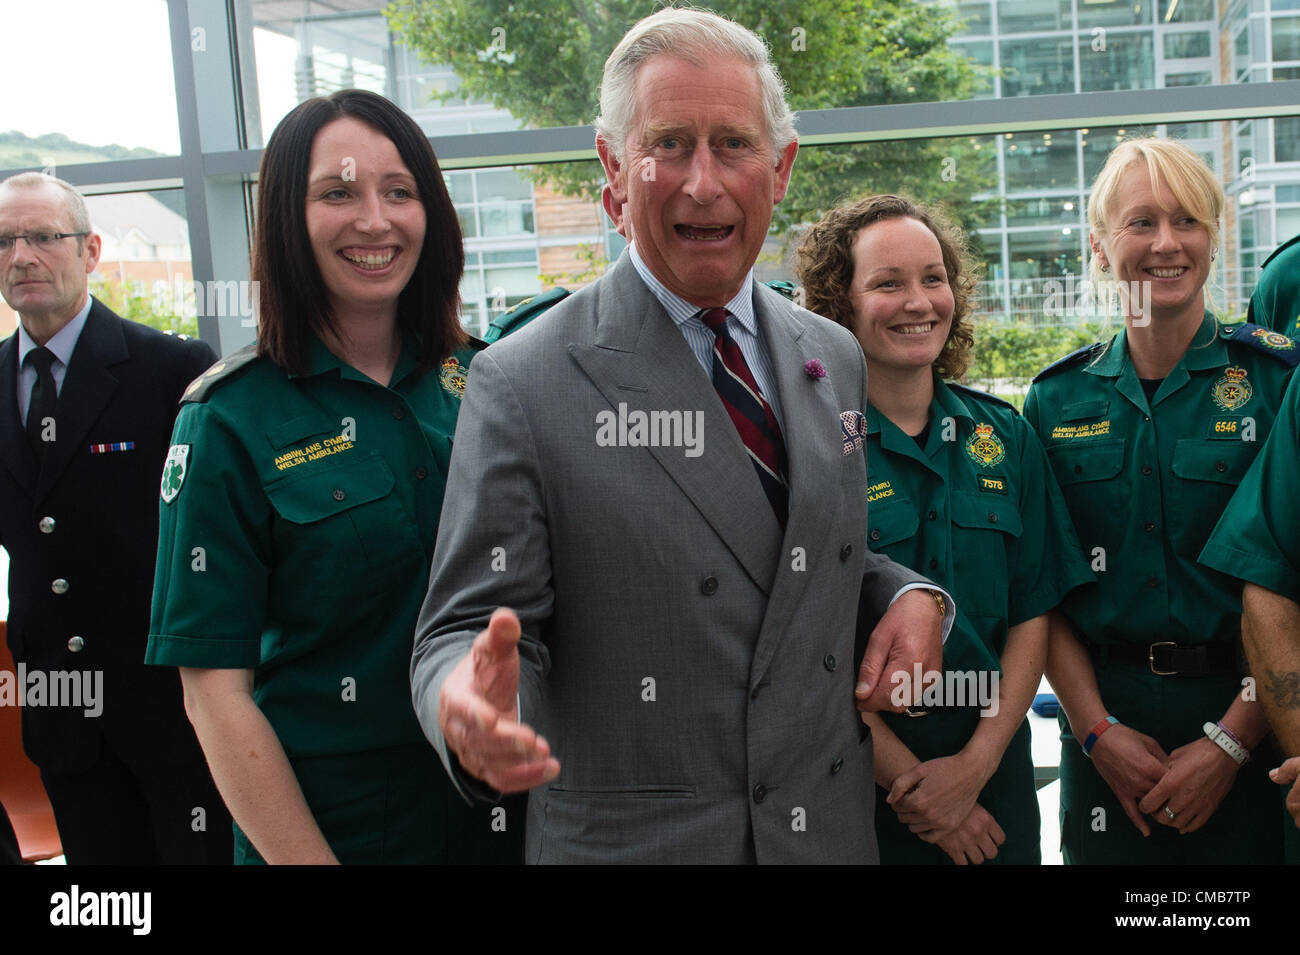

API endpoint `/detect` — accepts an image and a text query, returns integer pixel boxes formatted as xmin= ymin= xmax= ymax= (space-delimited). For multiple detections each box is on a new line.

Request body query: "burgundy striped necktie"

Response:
xmin=699 ymin=308 xmax=789 ymax=525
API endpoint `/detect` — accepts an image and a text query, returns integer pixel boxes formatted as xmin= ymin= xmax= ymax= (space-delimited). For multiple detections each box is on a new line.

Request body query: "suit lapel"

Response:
xmin=34 ymin=301 xmax=127 ymax=504
xmin=0 ymin=333 xmax=38 ymax=496
xmin=568 ymin=255 xmax=781 ymax=595
xmin=750 ymin=288 xmax=846 ymax=680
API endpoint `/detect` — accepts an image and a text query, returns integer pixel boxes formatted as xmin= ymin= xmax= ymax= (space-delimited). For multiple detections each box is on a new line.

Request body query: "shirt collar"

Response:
xmin=18 ymin=294 xmax=92 ymax=368
xmin=627 ymin=241 xmax=756 ymax=334
xmin=297 ymin=333 xmax=420 ymax=387
xmin=1085 ymin=310 xmax=1223 ymax=378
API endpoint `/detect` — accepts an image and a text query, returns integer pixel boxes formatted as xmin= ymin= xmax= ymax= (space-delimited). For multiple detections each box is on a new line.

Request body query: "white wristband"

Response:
xmin=1203 ymin=721 xmax=1249 ymax=766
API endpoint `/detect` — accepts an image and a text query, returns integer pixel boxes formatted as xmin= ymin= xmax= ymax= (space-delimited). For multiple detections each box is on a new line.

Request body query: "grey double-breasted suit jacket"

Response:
xmin=411 ymin=252 xmax=932 ymax=863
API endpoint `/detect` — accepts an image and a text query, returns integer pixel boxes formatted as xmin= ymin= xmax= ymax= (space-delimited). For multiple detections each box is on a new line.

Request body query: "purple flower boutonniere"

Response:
xmin=804 ymin=359 xmax=827 ymax=380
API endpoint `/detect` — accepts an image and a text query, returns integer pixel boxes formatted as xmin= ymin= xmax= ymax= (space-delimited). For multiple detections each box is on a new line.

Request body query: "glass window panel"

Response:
xmin=480 ymin=203 xmax=535 ymax=237
xmin=482 ymin=249 xmax=535 ymax=265
xmin=459 ymin=272 xmax=483 ymax=300
xmin=950 ymin=1 xmax=993 ymax=36
xmin=1277 ymin=66 xmax=1300 ymax=79
xmin=1276 ymin=116 xmax=1300 ymax=163
xmin=457 ymin=209 xmax=477 ymax=239
xmin=1164 ymin=71 xmax=1213 ymax=86
xmin=1081 ymin=125 xmax=1159 ymax=182
xmin=1278 ymin=185 xmax=1300 ymax=203
xmin=1079 ymin=0 xmax=1151 ymax=28
xmin=1163 ymin=0 xmax=1214 ymax=22
xmin=1275 ymin=17 xmax=1300 ymax=62
xmin=997 ymin=0 xmax=1071 ymax=33
xmin=1080 ymin=33 xmax=1155 ymax=92
xmin=1000 ymin=38 xmax=1075 ymax=97
xmin=1278 ymin=208 xmax=1300 ymax=243
xmin=1004 ymin=195 xmax=1084 ymax=228
xmin=475 ymin=169 xmax=533 ymax=202
xmin=1003 ymin=132 xmax=1079 ymax=192
xmin=1007 ymin=229 xmax=1083 ymax=279
xmin=444 ymin=172 xmax=473 ymax=204
xmin=483 ymin=267 xmax=541 ymax=297
xmin=1163 ymin=32 xmax=1212 ymax=58
xmin=951 ymin=41 xmax=996 ymax=98
xmin=0 ymin=0 xmax=179 ymax=157
xmin=1166 ymin=122 xmax=1212 ymax=140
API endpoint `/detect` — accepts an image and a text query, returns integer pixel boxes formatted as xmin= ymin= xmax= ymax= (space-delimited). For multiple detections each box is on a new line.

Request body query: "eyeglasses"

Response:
xmin=0 ymin=232 xmax=90 ymax=254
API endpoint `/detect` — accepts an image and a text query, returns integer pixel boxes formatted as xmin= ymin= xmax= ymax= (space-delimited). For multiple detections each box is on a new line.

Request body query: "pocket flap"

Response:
xmin=1047 ymin=439 xmax=1125 ymax=487
xmin=265 ymin=413 xmax=340 ymax=449
xmin=1171 ymin=439 xmax=1252 ymax=484
xmin=1060 ymin=399 xmax=1109 ymax=422
xmin=265 ymin=454 xmax=395 ymax=524
xmin=951 ymin=489 xmax=1023 ymax=536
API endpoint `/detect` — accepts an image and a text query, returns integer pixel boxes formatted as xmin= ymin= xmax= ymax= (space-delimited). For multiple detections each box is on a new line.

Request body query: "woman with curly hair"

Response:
xmin=797 ymin=194 xmax=1092 ymax=864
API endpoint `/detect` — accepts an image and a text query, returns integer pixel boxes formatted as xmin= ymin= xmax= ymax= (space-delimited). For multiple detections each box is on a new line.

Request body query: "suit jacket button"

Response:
xmin=67 ymin=635 xmax=85 ymax=653
xmin=700 ymin=576 xmax=718 ymax=595
xmin=51 ymin=578 xmax=69 ymax=595
xmin=392 ymin=406 xmax=406 ymax=420
xmin=839 ymin=543 xmax=852 ymax=561
xmin=823 ymin=653 xmax=837 ymax=672
xmin=752 ymin=784 xmax=767 ymax=804
xmin=830 ymin=756 xmax=844 ymax=775
xmin=39 ymin=516 xmax=56 ymax=534
xmin=869 ymin=529 xmax=881 ymax=542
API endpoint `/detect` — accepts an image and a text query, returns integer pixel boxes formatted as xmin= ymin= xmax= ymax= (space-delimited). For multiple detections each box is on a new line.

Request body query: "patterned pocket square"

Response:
xmin=840 ymin=410 xmax=866 ymax=456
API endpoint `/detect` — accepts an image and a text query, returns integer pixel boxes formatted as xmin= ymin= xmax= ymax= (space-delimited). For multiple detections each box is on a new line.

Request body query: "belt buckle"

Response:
xmin=1149 ymin=641 xmax=1177 ymax=676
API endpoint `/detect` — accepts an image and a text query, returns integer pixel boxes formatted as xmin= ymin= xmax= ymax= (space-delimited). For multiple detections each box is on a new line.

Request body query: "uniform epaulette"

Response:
xmin=1219 ymin=322 xmax=1300 ymax=366
xmin=948 ymin=382 xmax=1018 ymax=413
xmin=180 ymin=343 xmax=260 ymax=403
xmin=764 ymin=280 xmax=797 ymax=301
xmin=1260 ymin=232 xmax=1300 ymax=270
xmin=1032 ymin=343 xmax=1103 ymax=383
xmin=483 ymin=288 xmax=571 ymax=344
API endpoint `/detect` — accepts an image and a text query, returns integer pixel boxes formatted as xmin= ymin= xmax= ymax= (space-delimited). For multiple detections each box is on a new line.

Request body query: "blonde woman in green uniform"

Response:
xmin=146 ymin=90 xmax=522 ymax=864
xmin=797 ymin=194 xmax=1093 ymax=864
xmin=1025 ymin=137 xmax=1297 ymax=864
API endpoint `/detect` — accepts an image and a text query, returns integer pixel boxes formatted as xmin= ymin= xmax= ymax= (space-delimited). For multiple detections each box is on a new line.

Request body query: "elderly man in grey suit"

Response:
xmin=411 ymin=7 xmax=952 ymax=863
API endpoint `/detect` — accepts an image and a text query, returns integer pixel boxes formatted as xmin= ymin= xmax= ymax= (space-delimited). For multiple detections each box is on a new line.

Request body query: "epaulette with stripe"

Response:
xmin=180 ymin=343 xmax=260 ymax=403
xmin=1219 ymin=321 xmax=1300 ymax=366
xmin=948 ymin=382 xmax=1018 ymax=413
xmin=483 ymin=288 xmax=572 ymax=344
xmin=1031 ymin=343 xmax=1103 ymax=383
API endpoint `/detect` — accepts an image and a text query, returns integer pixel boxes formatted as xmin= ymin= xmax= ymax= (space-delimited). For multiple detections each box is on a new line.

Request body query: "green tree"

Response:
xmin=387 ymin=0 xmax=995 ymax=241
xmin=89 ymin=276 xmax=199 ymax=338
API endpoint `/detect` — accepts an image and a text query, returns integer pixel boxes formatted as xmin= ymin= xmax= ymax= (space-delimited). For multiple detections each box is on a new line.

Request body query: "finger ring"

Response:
xmin=1164 ymin=806 xmax=1176 ymax=821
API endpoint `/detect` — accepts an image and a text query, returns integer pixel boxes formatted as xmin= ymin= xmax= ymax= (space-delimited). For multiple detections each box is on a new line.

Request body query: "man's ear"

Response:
xmin=82 ymin=232 xmax=102 ymax=275
xmin=596 ymin=136 xmax=629 ymax=206
xmin=772 ymin=139 xmax=799 ymax=205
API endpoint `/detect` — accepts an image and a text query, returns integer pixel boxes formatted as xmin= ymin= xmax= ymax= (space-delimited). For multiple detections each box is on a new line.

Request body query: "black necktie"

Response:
xmin=26 ymin=346 xmax=58 ymax=462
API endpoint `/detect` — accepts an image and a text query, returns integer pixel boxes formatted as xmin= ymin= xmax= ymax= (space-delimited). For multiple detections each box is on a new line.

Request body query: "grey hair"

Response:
xmin=593 ymin=6 xmax=797 ymax=164
xmin=0 ymin=171 xmax=93 ymax=234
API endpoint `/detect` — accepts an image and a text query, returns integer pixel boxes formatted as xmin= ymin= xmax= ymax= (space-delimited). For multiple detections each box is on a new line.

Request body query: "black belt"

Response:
xmin=1090 ymin=640 xmax=1239 ymax=677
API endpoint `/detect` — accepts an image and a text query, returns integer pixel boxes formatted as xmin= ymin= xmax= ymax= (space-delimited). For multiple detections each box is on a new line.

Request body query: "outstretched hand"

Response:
xmin=437 ymin=608 xmax=560 ymax=793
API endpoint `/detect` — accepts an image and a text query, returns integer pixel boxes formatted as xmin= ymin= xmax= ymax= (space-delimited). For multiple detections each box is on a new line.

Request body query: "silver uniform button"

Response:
xmin=67 ymin=635 xmax=85 ymax=653
xmin=51 ymin=578 xmax=69 ymax=594
xmin=39 ymin=516 xmax=55 ymax=534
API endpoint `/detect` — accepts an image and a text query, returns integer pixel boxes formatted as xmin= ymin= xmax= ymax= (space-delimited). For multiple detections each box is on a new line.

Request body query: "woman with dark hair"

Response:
xmin=1025 ymin=138 xmax=1296 ymax=864
xmin=146 ymin=90 xmax=521 ymax=864
xmin=797 ymin=194 xmax=1092 ymax=864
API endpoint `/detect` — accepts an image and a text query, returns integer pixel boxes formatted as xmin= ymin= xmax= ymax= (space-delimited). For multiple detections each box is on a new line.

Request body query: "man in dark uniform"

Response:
xmin=0 ymin=172 xmax=229 ymax=863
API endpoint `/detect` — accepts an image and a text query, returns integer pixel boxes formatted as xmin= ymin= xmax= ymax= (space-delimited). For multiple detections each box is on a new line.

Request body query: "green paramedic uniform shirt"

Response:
xmin=1024 ymin=313 xmax=1298 ymax=864
xmin=1200 ymin=369 xmax=1300 ymax=864
xmin=147 ymin=336 xmax=477 ymax=756
xmin=866 ymin=378 xmax=1093 ymax=864
xmin=1248 ymin=232 xmax=1300 ymax=340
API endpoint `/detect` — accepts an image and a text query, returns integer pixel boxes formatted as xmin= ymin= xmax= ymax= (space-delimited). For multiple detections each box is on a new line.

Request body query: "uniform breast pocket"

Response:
xmin=951 ymin=491 xmax=1022 ymax=617
xmin=1047 ymin=440 xmax=1127 ymax=542
xmin=867 ymin=500 xmax=918 ymax=552
xmin=1169 ymin=439 xmax=1259 ymax=559
xmin=264 ymin=453 xmax=424 ymax=594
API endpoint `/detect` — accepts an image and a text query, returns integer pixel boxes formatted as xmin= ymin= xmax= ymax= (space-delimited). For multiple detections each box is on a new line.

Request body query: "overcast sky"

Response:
xmin=2 ymin=0 xmax=296 ymax=155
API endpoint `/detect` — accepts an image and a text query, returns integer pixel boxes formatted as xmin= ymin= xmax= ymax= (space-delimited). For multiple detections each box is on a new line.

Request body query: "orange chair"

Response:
xmin=0 ymin=621 xmax=63 ymax=862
